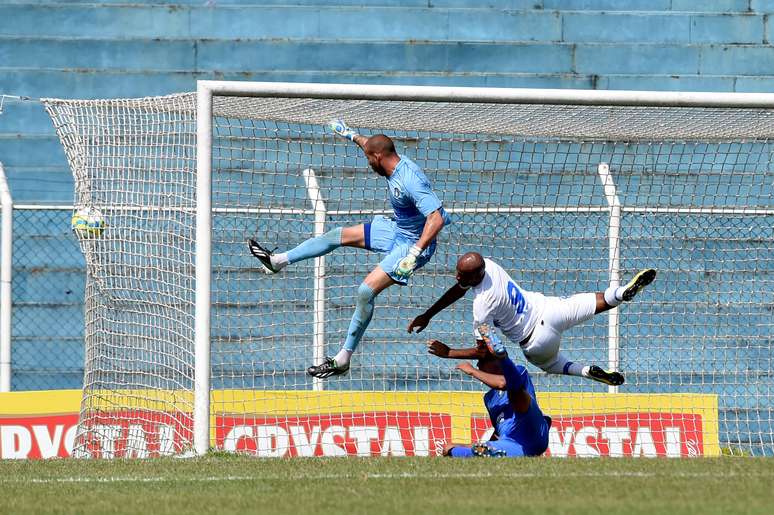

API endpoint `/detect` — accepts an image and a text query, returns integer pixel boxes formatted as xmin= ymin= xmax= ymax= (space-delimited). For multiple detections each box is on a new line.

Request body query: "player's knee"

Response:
xmin=356 ymin=283 xmax=376 ymax=308
xmin=323 ymin=227 xmax=343 ymax=245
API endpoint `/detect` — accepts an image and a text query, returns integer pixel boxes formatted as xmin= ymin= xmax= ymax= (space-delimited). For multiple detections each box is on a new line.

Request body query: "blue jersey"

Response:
xmin=385 ymin=156 xmax=450 ymax=241
xmin=483 ymin=369 xmax=551 ymax=456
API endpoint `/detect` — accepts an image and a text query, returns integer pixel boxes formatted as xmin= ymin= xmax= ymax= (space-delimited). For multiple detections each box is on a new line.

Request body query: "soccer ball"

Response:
xmin=71 ymin=207 xmax=106 ymax=238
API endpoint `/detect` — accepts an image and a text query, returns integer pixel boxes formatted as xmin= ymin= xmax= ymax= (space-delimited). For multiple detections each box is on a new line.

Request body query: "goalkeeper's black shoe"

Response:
xmin=587 ymin=365 xmax=625 ymax=386
xmin=307 ymin=357 xmax=350 ymax=379
xmin=248 ymin=239 xmax=279 ymax=274
xmin=621 ymin=268 xmax=657 ymax=301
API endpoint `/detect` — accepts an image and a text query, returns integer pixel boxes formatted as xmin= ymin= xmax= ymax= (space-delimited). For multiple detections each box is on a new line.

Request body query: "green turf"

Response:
xmin=1 ymin=456 xmax=772 ymax=515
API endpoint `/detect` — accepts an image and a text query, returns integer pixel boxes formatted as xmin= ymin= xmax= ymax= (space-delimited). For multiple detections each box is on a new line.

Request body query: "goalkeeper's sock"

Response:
xmin=342 ymin=283 xmax=376 ymax=354
xmin=271 ymin=253 xmax=289 ymax=270
xmin=334 ymin=349 xmax=353 ymax=368
xmin=604 ymin=285 xmax=624 ymax=307
xmin=286 ymin=227 xmax=343 ymax=265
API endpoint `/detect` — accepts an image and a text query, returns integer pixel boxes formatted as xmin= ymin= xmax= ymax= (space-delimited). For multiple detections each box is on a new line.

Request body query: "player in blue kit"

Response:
xmin=249 ymin=120 xmax=451 ymax=379
xmin=428 ymin=333 xmax=551 ymax=458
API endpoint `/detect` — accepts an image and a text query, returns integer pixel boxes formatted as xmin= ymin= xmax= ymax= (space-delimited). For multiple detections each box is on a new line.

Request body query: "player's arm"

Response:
xmin=407 ymin=282 xmax=468 ymax=333
xmin=395 ymin=172 xmax=447 ymax=280
xmin=328 ymin=119 xmax=368 ymax=150
xmin=395 ymin=211 xmax=443 ymax=279
xmin=351 ymin=134 xmax=368 ymax=151
xmin=413 ymin=209 xmax=444 ymax=251
xmin=457 ymin=362 xmax=507 ymax=390
xmin=427 ymin=339 xmax=489 ymax=360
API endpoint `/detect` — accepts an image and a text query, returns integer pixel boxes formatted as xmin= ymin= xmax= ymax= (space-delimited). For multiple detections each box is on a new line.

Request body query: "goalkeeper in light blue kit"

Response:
xmin=428 ymin=333 xmax=551 ymax=458
xmin=249 ymin=120 xmax=451 ymax=379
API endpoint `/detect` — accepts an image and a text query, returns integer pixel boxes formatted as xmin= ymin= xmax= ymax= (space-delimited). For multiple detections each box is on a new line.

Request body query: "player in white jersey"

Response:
xmin=408 ymin=252 xmax=656 ymax=386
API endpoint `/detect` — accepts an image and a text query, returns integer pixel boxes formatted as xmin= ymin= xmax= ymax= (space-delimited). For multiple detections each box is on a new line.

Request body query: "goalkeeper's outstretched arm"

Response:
xmin=329 ymin=119 xmax=368 ymax=150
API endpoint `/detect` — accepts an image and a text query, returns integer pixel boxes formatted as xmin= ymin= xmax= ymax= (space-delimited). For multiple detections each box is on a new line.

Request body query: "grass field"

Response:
xmin=1 ymin=456 xmax=772 ymax=514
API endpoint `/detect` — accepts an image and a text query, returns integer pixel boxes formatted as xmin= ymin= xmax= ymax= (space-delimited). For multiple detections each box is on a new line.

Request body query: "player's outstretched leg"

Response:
xmin=247 ymin=239 xmax=281 ymax=274
xmin=306 ymin=356 xmax=349 ymax=378
xmin=248 ymin=227 xmax=344 ymax=275
xmin=537 ymin=353 xmax=625 ymax=386
xmin=621 ymin=268 xmax=657 ymax=301
xmin=604 ymin=268 xmax=657 ymax=306
xmin=308 ymin=270 xmax=392 ymax=379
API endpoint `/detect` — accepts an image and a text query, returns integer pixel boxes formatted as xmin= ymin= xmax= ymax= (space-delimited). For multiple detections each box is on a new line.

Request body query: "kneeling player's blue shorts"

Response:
xmin=449 ymin=412 xmax=551 ymax=458
xmin=364 ymin=215 xmax=436 ymax=285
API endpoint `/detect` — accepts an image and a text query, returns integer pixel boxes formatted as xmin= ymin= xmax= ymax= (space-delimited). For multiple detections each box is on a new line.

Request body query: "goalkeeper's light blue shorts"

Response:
xmin=364 ymin=215 xmax=436 ymax=285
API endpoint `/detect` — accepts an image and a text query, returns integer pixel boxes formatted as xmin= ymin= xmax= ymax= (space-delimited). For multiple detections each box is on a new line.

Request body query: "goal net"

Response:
xmin=43 ymin=84 xmax=773 ymax=458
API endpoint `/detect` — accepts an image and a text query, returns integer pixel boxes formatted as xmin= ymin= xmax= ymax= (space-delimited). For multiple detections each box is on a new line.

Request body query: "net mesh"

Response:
xmin=43 ymin=89 xmax=773 ymax=458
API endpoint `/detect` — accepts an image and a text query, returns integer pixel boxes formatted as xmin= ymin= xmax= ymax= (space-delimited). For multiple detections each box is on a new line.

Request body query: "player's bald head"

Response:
xmin=457 ymin=252 xmax=484 ymax=274
xmin=455 ymin=252 xmax=486 ymax=288
xmin=364 ymin=134 xmax=396 ymax=155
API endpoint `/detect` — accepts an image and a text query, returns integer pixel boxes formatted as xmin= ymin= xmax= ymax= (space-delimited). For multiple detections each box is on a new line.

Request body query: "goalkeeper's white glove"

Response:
xmin=328 ymin=119 xmax=359 ymax=141
xmin=396 ymin=245 xmax=422 ymax=280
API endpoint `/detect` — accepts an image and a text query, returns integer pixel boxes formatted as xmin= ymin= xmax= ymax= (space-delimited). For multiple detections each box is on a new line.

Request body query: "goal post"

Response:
xmin=43 ymin=83 xmax=773 ymax=458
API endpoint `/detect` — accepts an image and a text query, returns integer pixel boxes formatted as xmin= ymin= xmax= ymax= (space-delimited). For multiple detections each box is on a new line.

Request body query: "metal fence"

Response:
xmin=5 ymin=205 xmax=84 ymax=390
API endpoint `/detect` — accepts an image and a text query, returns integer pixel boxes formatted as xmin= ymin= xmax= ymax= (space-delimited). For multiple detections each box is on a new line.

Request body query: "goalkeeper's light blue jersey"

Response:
xmin=386 ymin=156 xmax=451 ymax=241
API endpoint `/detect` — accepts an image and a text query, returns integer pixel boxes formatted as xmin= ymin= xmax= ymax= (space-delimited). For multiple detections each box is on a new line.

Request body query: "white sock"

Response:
xmin=581 ymin=366 xmax=591 ymax=377
xmin=334 ymin=349 xmax=353 ymax=367
xmin=604 ymin=285 xmax=624 ymax=307
xmin=270 ymin=253 xmax=289 ymax=270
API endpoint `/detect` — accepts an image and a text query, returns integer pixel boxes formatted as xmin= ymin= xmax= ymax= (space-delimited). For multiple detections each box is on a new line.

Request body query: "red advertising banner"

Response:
xmin=471 ymin=412 xmax=706 ymax=457
xmin=216 ymin=412 xmax=451 ymax=457
xmin=1 ymin=412 xmax=450 ymax=458
xmin=0 ymin=390 xmax=720 ymax=459
xmin=0 ymin=414 xmax=78 ymax=459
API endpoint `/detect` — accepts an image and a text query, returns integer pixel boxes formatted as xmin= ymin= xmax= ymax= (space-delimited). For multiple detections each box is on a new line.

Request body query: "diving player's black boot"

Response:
xmin=620 ymin=268 xmax=657 ymax=301
xmin=587 ymin=366 xmax=625 ymax=386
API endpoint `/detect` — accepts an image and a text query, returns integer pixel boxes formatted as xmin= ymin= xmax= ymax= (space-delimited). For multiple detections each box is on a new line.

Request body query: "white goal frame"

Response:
xmin=194 ymin=81 xmax=774 ymax=455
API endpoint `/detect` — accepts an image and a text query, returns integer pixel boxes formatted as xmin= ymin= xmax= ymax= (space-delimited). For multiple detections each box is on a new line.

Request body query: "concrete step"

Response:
xmin=563 ymin=12 xmax=765 ymax=44
xmin=0 ymin=68 xmax=599 ymax=102
xmin=4 ymin=0 xmax=767 ymax=13
xmin=5 ymin=37 xmax=773 ymax=78
xmin=1 ymin=169 xmax=74 ymax=203
xmin=12 ymin=269 xmax=85 ymax=303
xmin=0 ymin=4 xmax=561 ymax=41
xmin=0 ymin=38 xmax=196 ymax=71
xmin=196 ymin=40 xmax=574 ymax=73
xmin=2 ymin=4 xmax=768 ymax=42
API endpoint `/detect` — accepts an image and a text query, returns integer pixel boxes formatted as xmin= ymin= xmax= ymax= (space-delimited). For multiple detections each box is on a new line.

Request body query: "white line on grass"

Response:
xmin=2 ymin=471 xmax=771 ymax=484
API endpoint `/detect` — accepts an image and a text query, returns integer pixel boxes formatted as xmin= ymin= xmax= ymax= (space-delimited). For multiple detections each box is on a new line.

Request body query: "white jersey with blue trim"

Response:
xmin=472 ymin=258 xmax=546 ymax=344
xmin=386 ymin=155 xmax=450 ymax=241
